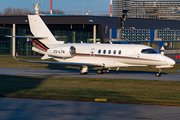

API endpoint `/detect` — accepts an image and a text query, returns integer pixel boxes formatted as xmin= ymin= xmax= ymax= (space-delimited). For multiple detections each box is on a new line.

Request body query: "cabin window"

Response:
xmin=98 ymin=49 xmax=101 ymax=54
xmin=103 ymin=50 xmax=106 ymax=54
xmin=108 ymin=50 xmax=111 ymax=54
xmin=141 ymin=49 xmax=158 ymax=54
xmin=113 ymin=50 xmax=116 ymax=54
xmin=119 ymin=50 xmax=121 ymax=55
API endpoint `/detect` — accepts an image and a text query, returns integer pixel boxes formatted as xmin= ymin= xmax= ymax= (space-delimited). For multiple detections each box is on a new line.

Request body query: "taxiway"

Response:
xmin=0 ymin=68 xmax=180 ymax=81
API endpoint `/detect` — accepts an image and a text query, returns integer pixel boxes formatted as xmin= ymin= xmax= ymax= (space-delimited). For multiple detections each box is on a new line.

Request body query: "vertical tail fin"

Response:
xmin=28 ymin=15 xmax=59 ymax=46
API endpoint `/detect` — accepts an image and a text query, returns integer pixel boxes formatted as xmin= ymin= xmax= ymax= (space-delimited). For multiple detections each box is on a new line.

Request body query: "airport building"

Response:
xmin=110 ymin=18 xmax=180 ymax=53
xmin=112 ymin=0 xmax=180 ymax=20
xmin=1 ymin=0 xmax=180 ymax=56
xmin=111 ymin=0 xmax=180 ymax=54
xmin=1 ymin=15 xmax=180 ymax=56
xmin=0 ymin=15 xmax=120 ymax=56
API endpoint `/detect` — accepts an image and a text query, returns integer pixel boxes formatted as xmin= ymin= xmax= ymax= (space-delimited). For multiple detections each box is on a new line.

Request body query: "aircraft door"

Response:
xmin=132 ymin=50 xmax=140 ymax=58
xmin=134 ymin=50 xmax=140 ymax=58
xmin=90 ymin=48 xmax=95 ymax=57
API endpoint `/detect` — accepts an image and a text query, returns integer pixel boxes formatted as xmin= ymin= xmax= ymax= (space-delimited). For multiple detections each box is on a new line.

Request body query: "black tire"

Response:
xmin=97 ymin=70 xmax=104 ymax=74
xmin=80 ymin=70 xmax=88 ymax=75
xmin=156 ymin=72 xmax=161 ymax=77
xmin=80 ymin=70 xmax=84 ymax=75
xmin=97 ymin=70 xmax=101 ymax=74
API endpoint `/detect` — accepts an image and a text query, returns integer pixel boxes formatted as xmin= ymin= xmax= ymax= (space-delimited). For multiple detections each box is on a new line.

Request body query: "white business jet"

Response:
xmin=10 ymin=15 xmax=176 ymax=77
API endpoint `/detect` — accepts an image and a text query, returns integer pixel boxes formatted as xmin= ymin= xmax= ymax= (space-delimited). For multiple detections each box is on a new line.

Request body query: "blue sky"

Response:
xmin=0 ymin=0 xmax=110 ymax=12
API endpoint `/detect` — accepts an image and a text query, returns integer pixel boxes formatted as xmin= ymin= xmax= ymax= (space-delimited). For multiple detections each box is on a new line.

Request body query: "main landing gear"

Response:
xmin=97 ymin=70 xmax=105 ymax=74
xmin=156 ymin=68 xmax=161 ymax=77
xmin=79 ymin=66 xmax=88 ymax=74
xmin=79 ymin=66 xmax=106 ymax=75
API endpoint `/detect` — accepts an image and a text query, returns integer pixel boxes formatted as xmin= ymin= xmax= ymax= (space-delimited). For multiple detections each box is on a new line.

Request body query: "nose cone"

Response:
xmin=169 ymin=58 xmax=176 ymax=66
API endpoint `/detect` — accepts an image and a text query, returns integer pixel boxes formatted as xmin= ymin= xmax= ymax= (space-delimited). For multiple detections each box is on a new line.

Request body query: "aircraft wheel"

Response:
xmin=97 ymin=70 xmax=104 ymax=74
xmin=80 ymin=70 xmax=87 ymax=75
xmin=156 ymin=72 xmax=161 ymax=77
xmin=79 ymin=66 xmax=88 ymax=75
xmin=80 ymin=72 xmax=87 ymax=75
xmin=97 ymin=70 xmax=101 ymax=74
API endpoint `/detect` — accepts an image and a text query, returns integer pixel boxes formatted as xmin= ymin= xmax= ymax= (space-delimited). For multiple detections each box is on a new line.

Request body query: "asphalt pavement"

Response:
xmin=0 ymin=97 xmax=180 ymax=120
xmin=0 ymin=68 xmax=180 ymax=81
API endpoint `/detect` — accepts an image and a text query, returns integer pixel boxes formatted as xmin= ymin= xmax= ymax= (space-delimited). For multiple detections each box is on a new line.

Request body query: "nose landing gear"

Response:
xmin=156 ymin=68 xmax=161 ymax=77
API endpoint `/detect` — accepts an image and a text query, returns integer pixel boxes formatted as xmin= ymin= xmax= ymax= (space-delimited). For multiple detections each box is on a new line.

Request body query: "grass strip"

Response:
xmin=0 ymin=75 xmax=180 ymax=106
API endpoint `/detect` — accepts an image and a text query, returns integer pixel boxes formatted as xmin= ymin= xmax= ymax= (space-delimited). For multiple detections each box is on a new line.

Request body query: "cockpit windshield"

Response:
xmin=141 ymin=49 xmax=158 ymax=54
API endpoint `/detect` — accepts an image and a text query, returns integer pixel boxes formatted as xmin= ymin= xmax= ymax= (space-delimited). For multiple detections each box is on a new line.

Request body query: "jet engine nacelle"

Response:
xmin=47 ymin=46 xmax=76 ymax=58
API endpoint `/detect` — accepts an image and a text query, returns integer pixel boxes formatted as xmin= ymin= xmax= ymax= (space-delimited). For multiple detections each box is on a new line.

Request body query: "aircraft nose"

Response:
xmin=169 ymin=58 xmax=176 ymax=66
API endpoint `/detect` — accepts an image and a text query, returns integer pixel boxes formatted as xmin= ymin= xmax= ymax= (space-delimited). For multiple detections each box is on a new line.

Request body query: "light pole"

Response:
xmin=50 ymin=0 xmax=52 ymax=14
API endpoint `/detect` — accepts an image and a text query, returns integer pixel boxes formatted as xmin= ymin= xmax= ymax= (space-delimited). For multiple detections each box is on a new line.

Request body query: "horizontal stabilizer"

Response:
xmin=6 ymin=36 xmax=48 ymax=39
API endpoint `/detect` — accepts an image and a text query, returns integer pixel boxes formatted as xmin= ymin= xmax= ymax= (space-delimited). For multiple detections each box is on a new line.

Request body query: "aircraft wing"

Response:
xmin=14 ymin=56 xmax=149 ymax=69
xmin=14 ymin=56 xmax=101 ymax=67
